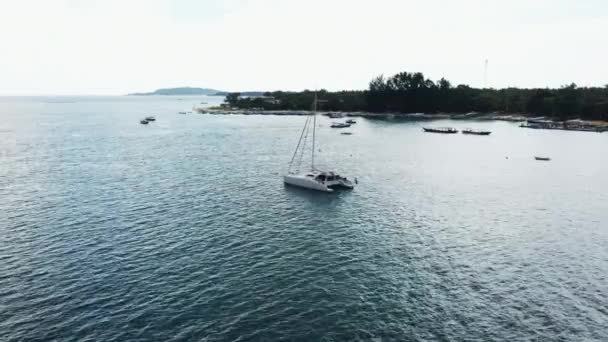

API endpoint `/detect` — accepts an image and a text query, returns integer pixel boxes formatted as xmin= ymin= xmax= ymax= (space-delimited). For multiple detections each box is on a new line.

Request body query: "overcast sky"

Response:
xmin=0 ymin=0 xmax=606 ymax=95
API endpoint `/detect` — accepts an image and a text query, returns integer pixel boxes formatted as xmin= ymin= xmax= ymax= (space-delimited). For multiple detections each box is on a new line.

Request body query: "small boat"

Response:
xmin=452 ymin=112 xmax=481 ymax=120
xmin=462 ymin=129 xmax=491 ymax=135
xmin=329 ymin=113 xmax=344 ymax=119
xmin=535 ymin=156 xmax=551 ymax=161
xmin=178 ymin=111 xmax=187 ymax=115
xmin=140 ymin=119 xmax=149 ymax=125
xmin=423 ymin=127 xmax=458 ymax=134
xmin=341 ymin=132 xmax=353 ymax=135
xmin=346 ymin=119 xmax=357 ymax=124
xmin=331 ymin=122 xmax=351 ymax=128
xmin=145 ymin=116 xmax=156 ymax=121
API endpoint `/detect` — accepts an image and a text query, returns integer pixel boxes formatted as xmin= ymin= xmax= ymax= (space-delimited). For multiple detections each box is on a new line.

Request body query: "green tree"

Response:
xmin=225 ymin=93 xmax=241 ymax=106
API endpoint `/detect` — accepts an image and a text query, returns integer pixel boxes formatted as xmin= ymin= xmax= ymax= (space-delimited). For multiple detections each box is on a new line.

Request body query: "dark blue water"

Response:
xmin=2 ymin=96 xmax=608 ymax=341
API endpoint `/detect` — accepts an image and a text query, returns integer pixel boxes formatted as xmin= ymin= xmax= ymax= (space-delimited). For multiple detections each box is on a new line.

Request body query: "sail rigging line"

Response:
xmin=312 ymin=108 xmax=316 ymax=170
xmin=296 ymin=114 xmax=312 ymax=173
xmin=287 ymin=91 xmax=320 ymax=173
xmin=287 ymin=114 xmax=311 ymax=173
xmin=311 ymin=92 xmax=317 ymax=170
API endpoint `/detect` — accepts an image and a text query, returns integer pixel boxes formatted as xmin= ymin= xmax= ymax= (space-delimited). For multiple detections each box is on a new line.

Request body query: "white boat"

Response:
xmin=284 ymin=170 xmax=354 ymax=192
xmin=330 ymin=122 xmax=351 ymax=128
xmin=283 ymin=93 xmax=356 ymax=192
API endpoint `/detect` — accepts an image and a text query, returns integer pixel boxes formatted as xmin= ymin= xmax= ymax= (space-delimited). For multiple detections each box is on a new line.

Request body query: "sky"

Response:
xmin=0 ymin=0 xmax=606 ymax=95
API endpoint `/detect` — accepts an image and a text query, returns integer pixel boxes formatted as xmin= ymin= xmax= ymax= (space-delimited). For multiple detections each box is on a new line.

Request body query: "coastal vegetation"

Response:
xmin=224 ymin=72 xmax=608 ymax=121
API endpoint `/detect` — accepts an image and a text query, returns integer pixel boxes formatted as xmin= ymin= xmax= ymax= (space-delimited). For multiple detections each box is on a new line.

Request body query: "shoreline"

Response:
xmin=195 ymin=108 xmax=529 ymax=121
xmin=194 ymin=108 xmax=608 ymax=132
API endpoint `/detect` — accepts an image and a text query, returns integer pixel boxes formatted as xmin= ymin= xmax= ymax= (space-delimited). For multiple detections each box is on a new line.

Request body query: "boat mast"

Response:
xmin=288 ymin=115 xmax=311 ymax=174
xmin=311 ymin=91 xmax=317 ymax=170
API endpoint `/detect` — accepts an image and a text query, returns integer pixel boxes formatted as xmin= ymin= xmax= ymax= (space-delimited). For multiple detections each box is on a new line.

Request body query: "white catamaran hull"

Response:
xmin=284 ymin=175 xmax=333 ymax=192
xmin=284 ymin=172 xmax=355 ymax=192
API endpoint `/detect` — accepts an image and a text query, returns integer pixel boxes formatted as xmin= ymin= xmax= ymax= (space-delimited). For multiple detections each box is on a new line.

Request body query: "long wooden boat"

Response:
xmin=423 ymin=127 xmax=458 ymax=134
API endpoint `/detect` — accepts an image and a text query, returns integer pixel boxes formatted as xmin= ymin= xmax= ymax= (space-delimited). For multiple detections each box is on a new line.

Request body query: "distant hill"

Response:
xmin=210 ymin=91 xmax=266 ymax=97
xmin=129 ymin=87 xmax=223 ymax=96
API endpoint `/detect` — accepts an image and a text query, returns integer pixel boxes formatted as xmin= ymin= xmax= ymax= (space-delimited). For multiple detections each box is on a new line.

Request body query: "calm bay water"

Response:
xmin=1 ymin=96 xmax=607 ymax=341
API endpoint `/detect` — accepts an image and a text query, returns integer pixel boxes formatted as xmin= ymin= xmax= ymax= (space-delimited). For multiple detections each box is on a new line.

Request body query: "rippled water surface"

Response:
xmin=1 ymin=96 xmax=608 ymax=341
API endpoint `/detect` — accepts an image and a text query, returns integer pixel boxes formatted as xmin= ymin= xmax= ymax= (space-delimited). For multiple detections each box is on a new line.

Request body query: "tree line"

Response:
xmin=224 ymin=72 xmax=608 ymax=120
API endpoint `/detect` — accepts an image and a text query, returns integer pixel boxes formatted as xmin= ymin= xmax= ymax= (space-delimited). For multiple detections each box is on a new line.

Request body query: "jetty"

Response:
xmin=520 ymin=118 xmax=607 ymax=132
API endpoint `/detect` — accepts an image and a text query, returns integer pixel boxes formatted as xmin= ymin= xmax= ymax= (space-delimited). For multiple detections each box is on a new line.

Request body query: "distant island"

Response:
xmin=210 ymin=91 xmax=266 ymax=97
xmin=129 ymin=87 xmax=224 ymax=96
xmin=128 ymin=87 xmax=267 ymax=97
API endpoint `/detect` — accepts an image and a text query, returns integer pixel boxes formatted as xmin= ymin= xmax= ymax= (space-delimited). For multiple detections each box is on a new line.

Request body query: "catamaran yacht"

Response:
xmin=283 ymin=93 xmax=356 ymax=192
xmin=284 ymin=170 xmax=354 ymax=192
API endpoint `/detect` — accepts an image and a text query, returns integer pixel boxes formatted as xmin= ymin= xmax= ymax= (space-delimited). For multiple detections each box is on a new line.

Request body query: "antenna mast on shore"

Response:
xmin=484 ymin=59 xmax=489 ymax=88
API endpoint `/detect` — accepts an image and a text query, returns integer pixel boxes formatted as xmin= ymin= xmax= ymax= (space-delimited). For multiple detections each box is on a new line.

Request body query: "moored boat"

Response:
xmin=331 ymin=122 xmax=351 ymax=128
xmin=346 ymin=119 xmax=357 ymax=124
xmin=451 ymin=111 xmax=482 ymax=120
xmin=423 ymin=127 xmax=458 ymax=134
xmin=462 ymin=128 xmax=491 ymax=135
xmin=535 ymin=156 xmax=551 ymax=161
xmin=284 ymin=171 xmax=355 ymax=192
xmin=140 ymin=119 xmax=149 ymax=124
xmin=340 ymin=132 xmax=353 ymax=135
xmin=145 ymin=116 xmax=156 ymax=121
